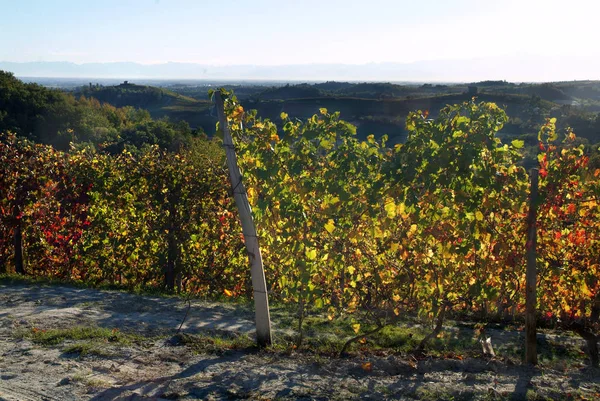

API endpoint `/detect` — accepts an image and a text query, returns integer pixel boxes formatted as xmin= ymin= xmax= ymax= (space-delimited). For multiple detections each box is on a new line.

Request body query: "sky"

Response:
xmin=1 ymin=0 xmax=599 ymax=79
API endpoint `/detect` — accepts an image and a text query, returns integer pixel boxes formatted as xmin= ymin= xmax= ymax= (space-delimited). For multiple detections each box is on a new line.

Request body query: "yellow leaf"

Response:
xmin=223 ymin=289 xmax=233 ymax=297
xmin=373 ymin=226 xmax=384 ymax=239
xmin=347 ymin=265 xmax=356 ymax=275
xmin=324 ymin=219 xmax=335 ymax=234
xmin=247 ymin=187 xmax=257 ymax=202
xmin=232 ymin=106 xmax=244 ymax=120
xmin=361 ymin=362 xmax=372 ymax=371
xmin=269 ymin=133 xmax=280 ymax=142
xmin=475 ymin=211 xmax=484 ymax=221
xmin=408 ymin=224 xmax=418 ymax=238
xmin=582 ymin=282 xmax=593 ymax=297
xmin=352 ymin=323 xmax=361 ymax=334
xmin=396 ymin=202 xmax=406 ymax=217
xmin=305 ymin=248 xmax=317 ymax=261
xmin=384 ymin=199 xmax=396 ymax=218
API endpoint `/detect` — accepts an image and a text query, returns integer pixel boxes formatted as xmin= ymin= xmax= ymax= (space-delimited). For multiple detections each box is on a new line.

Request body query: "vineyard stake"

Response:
xmin=215 ymin=91 xmax=273 ymax=347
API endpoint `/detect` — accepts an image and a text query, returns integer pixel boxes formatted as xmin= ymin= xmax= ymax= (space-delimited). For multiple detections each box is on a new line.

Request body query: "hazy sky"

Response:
xmin=1 ymin=0 xmax=599 ymax=66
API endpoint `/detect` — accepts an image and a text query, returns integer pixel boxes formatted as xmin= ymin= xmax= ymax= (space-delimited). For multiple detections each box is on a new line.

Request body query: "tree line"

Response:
xmin=0 ymin=71 xmax=198 ymax=152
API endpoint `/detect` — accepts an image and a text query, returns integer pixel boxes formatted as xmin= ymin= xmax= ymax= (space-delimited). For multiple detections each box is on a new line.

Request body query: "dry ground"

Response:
xmin=1 ymin=283 xmax=599 ymax=401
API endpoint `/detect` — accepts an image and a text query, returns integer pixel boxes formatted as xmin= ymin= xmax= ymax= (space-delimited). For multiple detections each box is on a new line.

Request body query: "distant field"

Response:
xmin=75 ymin=83 xmax=216 ymax=132
xmin=65 ymin=79 xmax=600 ymax=145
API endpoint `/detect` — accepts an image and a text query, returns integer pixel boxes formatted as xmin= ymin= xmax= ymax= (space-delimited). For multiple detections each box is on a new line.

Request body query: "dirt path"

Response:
xmin=1 ymin=283 xmax=599 ymax=400
xmin=0 ymin=284 xmax=255 ymax=336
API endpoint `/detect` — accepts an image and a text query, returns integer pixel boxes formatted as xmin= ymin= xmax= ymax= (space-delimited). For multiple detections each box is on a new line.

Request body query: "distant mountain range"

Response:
xmin=2 ymin=54 xmax=600 ymax=82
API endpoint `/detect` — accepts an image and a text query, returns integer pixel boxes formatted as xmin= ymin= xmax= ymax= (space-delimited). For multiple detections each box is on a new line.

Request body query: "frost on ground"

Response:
xmin=1 ymin=283 xmax=599 ymax=401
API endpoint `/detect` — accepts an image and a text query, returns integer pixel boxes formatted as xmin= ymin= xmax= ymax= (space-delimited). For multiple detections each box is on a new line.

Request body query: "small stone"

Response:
xmin=57 ymin=377 xmax=72 ymax=386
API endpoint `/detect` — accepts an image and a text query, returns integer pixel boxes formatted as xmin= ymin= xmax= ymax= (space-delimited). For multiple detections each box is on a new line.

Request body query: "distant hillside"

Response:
xmin=4 ymin=70 xmax=600 ymax=170
xmin=49 ymin=79 xmax=600 ymax=145
xmin=256 ymin=84 xmax=322 ymax=100
xmin=0 ymin=71 xmax=197 ymax=151
xmin=76 ymin=82 xmax=215 ymax=132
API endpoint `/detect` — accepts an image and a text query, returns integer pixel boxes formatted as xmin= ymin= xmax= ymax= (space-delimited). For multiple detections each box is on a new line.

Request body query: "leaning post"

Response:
xmin=214 ymin=91 xmax=273 ymax=347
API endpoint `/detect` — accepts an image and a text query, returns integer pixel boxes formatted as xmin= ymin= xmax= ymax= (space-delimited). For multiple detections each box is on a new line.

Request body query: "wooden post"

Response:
xmin=214 ymin=92 xmax=273 ymax=347
xmin=525 ymin=168 xmax=539 ymax=365
xmin=13 ymin=203 xmax=25 ymax=275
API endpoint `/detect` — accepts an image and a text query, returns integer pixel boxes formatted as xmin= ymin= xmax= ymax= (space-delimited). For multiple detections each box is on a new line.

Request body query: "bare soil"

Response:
xmin=1 ymin=283 xmax=599 ymax=400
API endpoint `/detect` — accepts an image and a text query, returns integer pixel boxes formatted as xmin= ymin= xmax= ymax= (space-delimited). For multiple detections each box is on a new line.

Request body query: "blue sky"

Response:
xmin=1 ymin=0 xmax=599 ymax=66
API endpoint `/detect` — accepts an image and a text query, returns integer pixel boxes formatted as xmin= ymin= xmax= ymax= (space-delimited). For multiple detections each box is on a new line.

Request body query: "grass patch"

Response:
xmin=410 ymin=387 xmax=478 ymax=401
xmin=537 ymin=338 xmax=585 ymax=367
xmin=171 ymin=332 xmax=255 ymax=354
xmin=268 ymin=310 xmax=481 ymax=358
xmin=268 ymin=307 xmax=587 ymax=367
xmin=494 ymin=335 xmax=586 ymax=369
xmin=15 ymin=325 xmax=147 ymax=347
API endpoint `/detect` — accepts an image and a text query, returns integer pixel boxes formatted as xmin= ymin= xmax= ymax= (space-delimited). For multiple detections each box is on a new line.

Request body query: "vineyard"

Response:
xmin=1 ymin=92 xmax=599 ymax=367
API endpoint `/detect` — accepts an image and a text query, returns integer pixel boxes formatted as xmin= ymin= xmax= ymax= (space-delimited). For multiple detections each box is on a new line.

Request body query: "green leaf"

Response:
xmin=511 ymin=139 xmax=524 ymax=149
xmin=320 ymin=139 xmax=333 ymax=150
